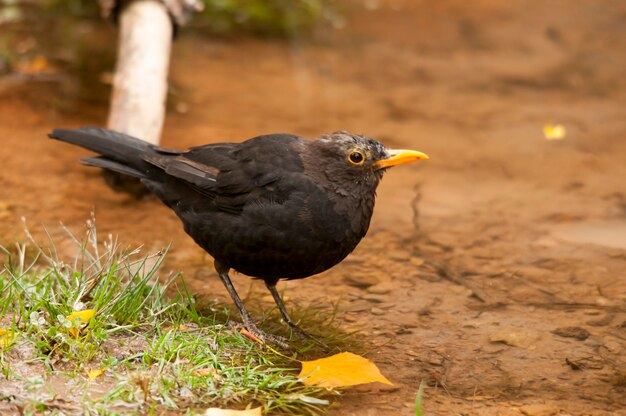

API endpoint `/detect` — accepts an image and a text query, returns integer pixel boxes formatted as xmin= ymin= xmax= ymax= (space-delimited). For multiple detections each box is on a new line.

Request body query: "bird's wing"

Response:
xmin=143 ymin=151 xmax=245 ymax=214
xmin=143 ymin=154 xmax=219 ymax=192
xmin=142 ymin=136 xmax=302 ymax=214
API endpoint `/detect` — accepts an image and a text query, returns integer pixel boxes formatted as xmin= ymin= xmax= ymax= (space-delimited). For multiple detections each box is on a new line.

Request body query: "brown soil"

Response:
xmin=1 ymin=0 xmax=625 ymax=414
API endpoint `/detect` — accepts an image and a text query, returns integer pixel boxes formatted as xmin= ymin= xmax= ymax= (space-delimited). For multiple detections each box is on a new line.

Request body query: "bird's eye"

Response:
xmin=348 ymin=150 xmax=365 ymax=165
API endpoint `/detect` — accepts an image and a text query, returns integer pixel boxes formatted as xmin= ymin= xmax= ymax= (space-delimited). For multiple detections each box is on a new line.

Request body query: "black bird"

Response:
xmin=49 ymin=128 xmax=428 ymax=346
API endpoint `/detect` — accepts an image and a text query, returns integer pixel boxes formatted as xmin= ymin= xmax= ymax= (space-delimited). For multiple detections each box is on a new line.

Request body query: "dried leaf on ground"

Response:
xmin=299 ymin=352 xmax=393 ymax=388
xmin=205 ymin=407 xmax=262 ymax=416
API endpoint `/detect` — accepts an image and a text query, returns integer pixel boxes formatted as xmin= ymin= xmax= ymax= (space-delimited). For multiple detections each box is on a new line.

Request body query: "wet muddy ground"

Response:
xmin=1 ymin=0 xmax=625 ymax=414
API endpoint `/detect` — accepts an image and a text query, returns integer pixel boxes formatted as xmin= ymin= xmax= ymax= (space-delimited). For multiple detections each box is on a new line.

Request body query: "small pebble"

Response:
xmin=420 ymin=245 xmax=445 ymax=254
xmin=583 ymin=309 xmax=601 ymax=315
xmin=417 ymin=272 xmax=441 ymax=282
xmin=603 ymin=338 xmax=622 ymax=353
xmin=362 ymin=294 xmax=387 ymax=303
xmin=519 ymin=403 xmax=559 ymax=416
xmin=176 ymin=102 xmax=189 ymax=114
xmin=551 ymin=326 xmax=590 ymax=341
xmin=366 ymin=281 xmax=393 ymax=295
xmin=345 ymin=301 xmax=371 ymax=312
xmin=489 ymin=327 xmax=542 ymax=348
xmin=583 ymin=336 xmax=604 ymax=348
xmin=343 ymin=273 xmax=381 ymax=288
xmin=586 ymin=314 xmax=614 ymax=326
xmin=410 ymin=257 xmax=425 ymax=267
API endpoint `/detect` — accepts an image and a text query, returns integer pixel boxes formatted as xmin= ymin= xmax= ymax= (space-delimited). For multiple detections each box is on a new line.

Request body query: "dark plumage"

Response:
xmin=49 ymin=127 xmax=428 ymax=346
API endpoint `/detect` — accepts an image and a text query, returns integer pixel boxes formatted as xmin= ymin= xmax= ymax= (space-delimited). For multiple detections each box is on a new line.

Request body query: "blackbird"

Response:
xmin=49 ymin=127 xmax=428 ymax=346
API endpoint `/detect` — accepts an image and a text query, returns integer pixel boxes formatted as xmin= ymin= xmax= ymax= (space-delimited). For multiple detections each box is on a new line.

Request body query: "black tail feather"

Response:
xmin=81 ymin=157 xmax=146 ymax=178
xmin=49 ymin=127 xmax=156 ymax=175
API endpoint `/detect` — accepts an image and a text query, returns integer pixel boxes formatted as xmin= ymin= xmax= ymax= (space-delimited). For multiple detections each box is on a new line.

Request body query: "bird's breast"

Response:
xmin=190 ymin=184 xmax=374 ymax=281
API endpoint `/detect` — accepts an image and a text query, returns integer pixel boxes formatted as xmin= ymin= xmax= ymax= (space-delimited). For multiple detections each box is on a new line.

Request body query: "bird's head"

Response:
xmin=307 ymin=131 xmax=428 ymax=193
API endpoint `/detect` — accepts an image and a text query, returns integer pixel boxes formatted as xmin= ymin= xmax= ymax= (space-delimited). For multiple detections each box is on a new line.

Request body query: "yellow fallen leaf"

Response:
xmin=0 ymin=328 xmax=16 ymax=348
xmin=193 ymin=368 xmax=218 ymax=377
xmin=67 ymin=309 xmax=95 ymax=337
xmin=298 ymin=352 xmax=393 ymax=388
xmin=543 ymin=123 xmax=566 ymax=140
xmin=163 ymin=324 xmax=196 ymax=332
xmin=204 ymin=407 xmax=262 ymax=416
xmin=86 ymin=366 xmax=108 ymax=380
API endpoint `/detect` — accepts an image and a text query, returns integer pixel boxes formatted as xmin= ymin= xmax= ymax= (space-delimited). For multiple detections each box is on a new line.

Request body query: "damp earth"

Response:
xmin=1 ymin=1 xmax=625 ymax=414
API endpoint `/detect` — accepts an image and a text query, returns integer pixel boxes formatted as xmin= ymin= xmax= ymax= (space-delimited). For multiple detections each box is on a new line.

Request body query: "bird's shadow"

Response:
xmin=196 ymin=287 xmax=367 ymax=359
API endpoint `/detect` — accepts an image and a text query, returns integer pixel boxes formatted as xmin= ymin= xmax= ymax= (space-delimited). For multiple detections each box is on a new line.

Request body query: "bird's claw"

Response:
xmin=288 ymin=323 xmax=329 ymax=349
xmin=232 ymin=321 xmax=291 ymax=349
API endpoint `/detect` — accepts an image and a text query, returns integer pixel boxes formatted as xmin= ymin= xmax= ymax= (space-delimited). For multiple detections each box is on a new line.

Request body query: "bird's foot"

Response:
xmin=287 ymin=323 xmax=329 ymax=349
xmin=232 ymin=321 xmax=291 ymax=349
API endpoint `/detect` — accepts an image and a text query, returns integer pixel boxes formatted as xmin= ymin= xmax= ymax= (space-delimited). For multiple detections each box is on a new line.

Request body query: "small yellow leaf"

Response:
xmin=0 ymin=328 xmax=16 ymax=348
xmin=298 ymin=352 xmax=393 ymax=388
xmin=86 ymin=366 xmax=108 ymax=380
xmin=543 ymin=123 xmax=566 ymax=140
xmin=204 ymin=407 xmax=262 ymax=416
xmin=68 ymin=309 xmax=95 ymax=323
xmin=67 ymin=309 xmax=95 ymax=337
xmin=164 ymin=324 xmax=195 ymax=332
xmin=193 ymin=368 xmax=218 ymax=377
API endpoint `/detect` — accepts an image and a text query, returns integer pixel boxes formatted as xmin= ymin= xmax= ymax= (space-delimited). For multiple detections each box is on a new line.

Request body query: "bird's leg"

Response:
xmin=214 ymin=262 xmax=289 ymax=349
xmin=265 ymin=282 xmax=327 ymax=347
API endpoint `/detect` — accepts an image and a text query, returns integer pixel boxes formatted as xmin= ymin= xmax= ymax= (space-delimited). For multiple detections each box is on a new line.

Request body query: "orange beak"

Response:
xmin=374 ymin=149 xmax=429 ymax=170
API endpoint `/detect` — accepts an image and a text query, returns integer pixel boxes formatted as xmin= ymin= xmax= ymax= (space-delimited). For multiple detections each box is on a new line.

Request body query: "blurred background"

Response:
xmin=0 ymin=1 xmax=625 ymax=414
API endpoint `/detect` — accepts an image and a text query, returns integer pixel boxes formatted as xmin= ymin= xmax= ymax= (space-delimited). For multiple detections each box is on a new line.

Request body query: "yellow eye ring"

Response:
xmin=348 ymin=150 xmax=365 ymax=165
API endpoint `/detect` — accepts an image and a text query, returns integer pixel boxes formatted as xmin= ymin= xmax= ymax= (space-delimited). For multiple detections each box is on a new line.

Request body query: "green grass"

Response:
xmin=0 ymin=219 xmax=342 ymax=415
xmin=415 ymin=381 xmax=425 ymax=416
xmin=197 ymin=0 xmax=340 ymax=36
